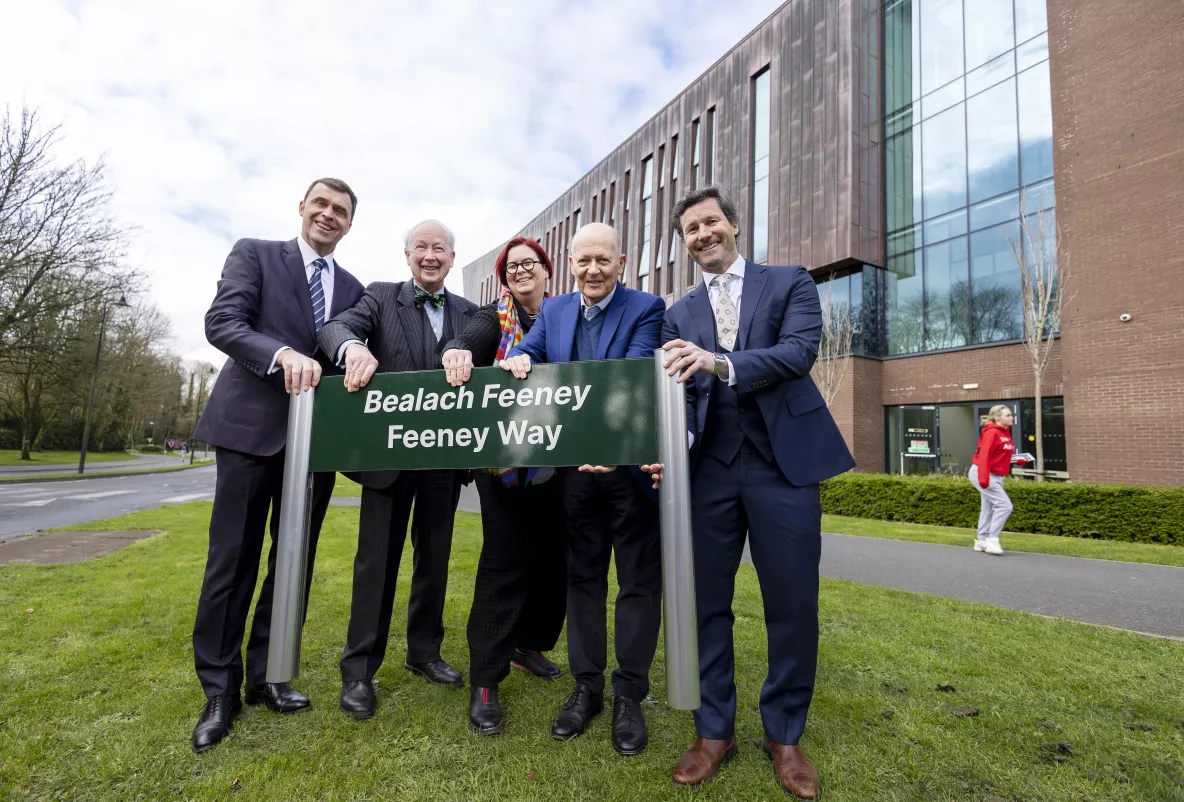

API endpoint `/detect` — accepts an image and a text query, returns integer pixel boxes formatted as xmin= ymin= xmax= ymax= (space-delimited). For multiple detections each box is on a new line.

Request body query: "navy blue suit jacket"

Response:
xmin=509 ymin=284 xmax=665 ymax=495
xmin=662 ymin=261 xmax=855 ymax=486
xmin=195 ymin=237 xmax=365 ymax=457
xmin=508 ymin=283 xmax=666 ymax=364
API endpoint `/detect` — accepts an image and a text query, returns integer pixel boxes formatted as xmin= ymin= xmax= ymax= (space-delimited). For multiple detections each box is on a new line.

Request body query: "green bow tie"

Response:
xmin=414 ymin=288 xmax=445 ymax=309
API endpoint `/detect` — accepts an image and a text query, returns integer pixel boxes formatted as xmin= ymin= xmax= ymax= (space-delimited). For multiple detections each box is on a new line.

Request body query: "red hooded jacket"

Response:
xmin=972 ymin=423 xmax=1014 ymax=488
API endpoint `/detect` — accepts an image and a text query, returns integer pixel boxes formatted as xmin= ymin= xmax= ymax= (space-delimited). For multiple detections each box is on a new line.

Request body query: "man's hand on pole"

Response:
xmin=661 ymin=339 xmax=714 ymax=383
xmin=640 ymin=463 xmax=664 ymax=489
xmin=278 ymin=349 xmax=323 ymax=394
xmin=343 ymin=343 xmax=379 ymax=392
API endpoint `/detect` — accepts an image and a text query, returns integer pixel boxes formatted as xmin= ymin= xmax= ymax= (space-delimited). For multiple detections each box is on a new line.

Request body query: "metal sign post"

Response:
xmin=265 ymin=388 xmax=315 ymax=684
xmin=654 ymin=351 xmax=700 ymax=710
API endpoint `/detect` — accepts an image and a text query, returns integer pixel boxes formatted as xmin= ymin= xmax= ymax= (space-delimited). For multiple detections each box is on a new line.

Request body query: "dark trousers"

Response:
xmin=563 ymin=467 xmax=661 ymax=701
xmin=467 ymin=472 xmax=567 ymax=687
xmin=691 ymin=443 xmax=822 ymax=745
xmin=340 ymin=470 xmax=460 ymax=682
xmin=192 ymin=447 xmax=335 ymax=698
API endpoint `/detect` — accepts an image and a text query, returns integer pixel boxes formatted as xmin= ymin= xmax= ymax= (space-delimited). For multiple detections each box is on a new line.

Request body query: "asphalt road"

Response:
xmin=0 ymin=466 xmax=217 ymax=541
xmin=0 ymin=452 xmax=192 ymax=477
xmin=7 ymin=472 xmax=1182 ymax=639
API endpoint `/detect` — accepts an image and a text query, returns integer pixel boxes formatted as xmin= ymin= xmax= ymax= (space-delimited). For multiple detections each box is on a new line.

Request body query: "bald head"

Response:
xmin=570 ymin=222 xmax=626 ymax=306
xmin=570 ymin=222 xmax=621 ymax=257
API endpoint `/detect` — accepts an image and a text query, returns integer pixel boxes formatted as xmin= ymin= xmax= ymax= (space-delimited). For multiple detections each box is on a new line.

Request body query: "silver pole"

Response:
xmin=654 ymin=350 xmax=700 ymax=710
xmin=266 ymin=388 xmax=316 ymax=683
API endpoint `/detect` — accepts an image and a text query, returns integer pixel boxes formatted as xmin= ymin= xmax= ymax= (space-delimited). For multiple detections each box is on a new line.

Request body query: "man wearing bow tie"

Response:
xmin=318 ymin=220 xmax=477 ymax=720
xmin=191 ymin=178 xmax=365 ymax=752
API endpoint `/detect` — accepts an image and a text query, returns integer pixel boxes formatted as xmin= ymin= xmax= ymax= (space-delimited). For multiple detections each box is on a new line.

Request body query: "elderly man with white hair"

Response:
xmin=318 ymin=219 xmax=478 ymax=720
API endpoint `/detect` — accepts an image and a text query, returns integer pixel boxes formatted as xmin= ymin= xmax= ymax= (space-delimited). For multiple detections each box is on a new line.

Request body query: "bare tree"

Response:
xmin=812 ymin=279 xmax=855 ymax=406
xmin=1009 ymin=188 xmax=1072 ymax=481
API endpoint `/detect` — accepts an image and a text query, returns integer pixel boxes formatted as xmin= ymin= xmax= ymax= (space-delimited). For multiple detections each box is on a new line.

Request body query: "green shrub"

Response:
xmin=138 ymin=444 xmax=165 ymax=453
xmin=821 ymin=473 xmax=1184 ymax=545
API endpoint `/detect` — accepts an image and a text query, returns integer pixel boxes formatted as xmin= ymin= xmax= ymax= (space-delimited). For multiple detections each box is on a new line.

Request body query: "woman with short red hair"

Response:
xmin=441 ymin=237 xmax=568 ymax=736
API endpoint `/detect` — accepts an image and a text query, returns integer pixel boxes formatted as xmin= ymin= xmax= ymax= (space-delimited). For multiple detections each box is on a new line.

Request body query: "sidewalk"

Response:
xmin=328 ymin=488 xmax=1184 ymax=640
xmin=0 ymin=453 xmax=183 ymax=477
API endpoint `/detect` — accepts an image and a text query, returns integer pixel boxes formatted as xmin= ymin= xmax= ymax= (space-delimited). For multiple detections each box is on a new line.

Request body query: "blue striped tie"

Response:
xmin=309 ymin=257 xmax=327 ymax=330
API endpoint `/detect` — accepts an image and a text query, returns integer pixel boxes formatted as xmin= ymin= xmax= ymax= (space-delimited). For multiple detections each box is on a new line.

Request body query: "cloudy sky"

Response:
xmin=1 ymin=0 xmax=776 ymax=366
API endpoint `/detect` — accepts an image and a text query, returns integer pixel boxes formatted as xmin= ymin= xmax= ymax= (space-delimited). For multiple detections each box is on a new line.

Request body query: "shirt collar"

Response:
xmin=701 ymin=254 xmax=745 ymax=291
xmin=297 ymin=235 xmax=334 ymax=274
xmin=581 ymin=282 xmax=618 ymax=313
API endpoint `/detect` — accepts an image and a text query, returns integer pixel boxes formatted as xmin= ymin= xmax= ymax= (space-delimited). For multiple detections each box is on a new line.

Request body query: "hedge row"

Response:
xmin=820 ymin=473 xmax=1184 ymax=546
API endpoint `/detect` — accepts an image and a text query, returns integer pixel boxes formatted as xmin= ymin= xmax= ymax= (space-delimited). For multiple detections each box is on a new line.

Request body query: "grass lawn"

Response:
xmin=0 ymin=450 xmax=131 ymax=466
xmin=0 ymin=460 xmax=215 ymax=483
xmin=823 ymin=515 xmax=1184 ymax=569
xmin=2 ymin=505 xmax=1181 ymax=801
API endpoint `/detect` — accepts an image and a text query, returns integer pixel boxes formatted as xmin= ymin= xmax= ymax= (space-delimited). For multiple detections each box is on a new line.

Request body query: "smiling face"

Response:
xmin=679 ymin=197 xmax=740 ymax=274
xmin=299 ymin=182 xmax=354 ymax=255
xmin=405 ymin=222 xmax=455 ymax=294
xmin=503 ymin=243 xmax=546 ymax=304
xmin=569 ymin=223 xmax=625 ymax=306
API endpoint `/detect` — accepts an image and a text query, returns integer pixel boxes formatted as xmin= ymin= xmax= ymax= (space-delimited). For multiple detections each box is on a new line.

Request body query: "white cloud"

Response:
xmin=1 ymin=0 xmax=776 ymax=366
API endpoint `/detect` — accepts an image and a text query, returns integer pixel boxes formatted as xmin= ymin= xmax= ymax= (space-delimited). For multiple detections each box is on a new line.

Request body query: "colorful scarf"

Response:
xmin=491 ymin=286 xmax=553 ymax=488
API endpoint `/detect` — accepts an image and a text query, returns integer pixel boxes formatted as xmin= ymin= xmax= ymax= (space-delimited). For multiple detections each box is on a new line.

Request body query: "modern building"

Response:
xmin=461 ymin=0 xmax=1184 ymax=487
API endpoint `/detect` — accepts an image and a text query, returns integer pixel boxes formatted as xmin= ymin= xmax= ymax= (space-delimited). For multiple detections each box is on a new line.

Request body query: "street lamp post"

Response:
xmin=78 ymin=292 xmax=129 ymax=475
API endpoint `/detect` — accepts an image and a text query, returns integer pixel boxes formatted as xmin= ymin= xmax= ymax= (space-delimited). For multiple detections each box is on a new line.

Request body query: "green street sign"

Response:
xmin=308 ymin=358 xmax=660 ymax=472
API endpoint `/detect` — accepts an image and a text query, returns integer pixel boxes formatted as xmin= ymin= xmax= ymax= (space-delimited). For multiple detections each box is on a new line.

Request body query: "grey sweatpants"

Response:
xmin=968 ymin=466 xmax=1013 ymax=540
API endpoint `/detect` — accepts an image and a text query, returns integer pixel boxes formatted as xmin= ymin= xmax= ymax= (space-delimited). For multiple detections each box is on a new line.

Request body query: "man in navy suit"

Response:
xmin=650 ymin=187 xmax=854 ymax=799
xmin=500 ymin=222 xmax=664 ymax=756
xmin=190 ymin=178 xmax=365 ymax=752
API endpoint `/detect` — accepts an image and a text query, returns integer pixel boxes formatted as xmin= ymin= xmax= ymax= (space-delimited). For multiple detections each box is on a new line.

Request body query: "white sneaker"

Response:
xmin=984 ymin=537 xmax=1004 ymax=556
xmin=973 ymin=538 xmax=988 ymax=552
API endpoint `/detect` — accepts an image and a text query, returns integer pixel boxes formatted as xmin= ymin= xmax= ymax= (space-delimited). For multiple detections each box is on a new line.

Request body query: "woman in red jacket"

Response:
xmin=969 ymin=405 xmax=1016 ymax=555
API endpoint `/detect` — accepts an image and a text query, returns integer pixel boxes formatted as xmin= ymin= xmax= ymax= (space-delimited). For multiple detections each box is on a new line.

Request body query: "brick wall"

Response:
xmin=1048 ymin=0 xmax=1184 ymax=486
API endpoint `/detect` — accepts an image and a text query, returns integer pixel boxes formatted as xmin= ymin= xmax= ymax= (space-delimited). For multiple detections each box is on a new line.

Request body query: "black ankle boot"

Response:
xmin=468 ymin=685 xmax=504 ymax=736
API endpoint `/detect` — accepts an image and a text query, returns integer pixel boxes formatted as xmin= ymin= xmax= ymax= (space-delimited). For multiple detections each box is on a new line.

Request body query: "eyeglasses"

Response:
xmin=505 ymin=258 xmax=542 ymax=275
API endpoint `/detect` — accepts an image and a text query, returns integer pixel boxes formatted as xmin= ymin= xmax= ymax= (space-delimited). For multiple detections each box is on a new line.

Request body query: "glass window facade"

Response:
xmin=815 ymin=266 xmax=882 ymax=357
xmin=638 ymin=157 xmax=653 ymax=292
xmin=752 ymin=69 xmax=771 ymax=263
xmin=883 ymin=0 xmax=1053 ymax=355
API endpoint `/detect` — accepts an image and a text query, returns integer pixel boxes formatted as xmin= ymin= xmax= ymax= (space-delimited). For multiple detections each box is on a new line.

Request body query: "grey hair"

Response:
xmin=570 ymin=222 xmax=622 ymax=256
xmin=404 ymin=219 xmax=456 ymax=250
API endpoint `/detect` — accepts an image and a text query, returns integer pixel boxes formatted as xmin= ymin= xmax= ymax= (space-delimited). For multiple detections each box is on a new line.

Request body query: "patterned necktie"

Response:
xmin=309 ymin=258 xmax=327 ymax=331
xmin=710 ymin=273 xmax=738 ymax=351
xmin=414 ymin=287 xmax=446 ymax=309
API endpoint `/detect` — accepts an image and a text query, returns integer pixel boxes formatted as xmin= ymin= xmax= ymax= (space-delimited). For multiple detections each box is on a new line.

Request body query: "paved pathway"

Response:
xmin=0 ymin=452 xmax=188 ymax=477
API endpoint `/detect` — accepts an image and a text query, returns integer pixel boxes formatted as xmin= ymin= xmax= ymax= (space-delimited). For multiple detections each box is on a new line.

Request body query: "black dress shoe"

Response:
xmin=340 ymin=680 xmax=376 ymax=720
xmin=191 ymin=694 xmax=242 ymax=753
xmin=244 ymin=682 xmax=310 ymax=714
xmin=611 ymin=696 xmax=648 ymax=756
xmin=404 ymin=659 xmax=464 ymax=688
xmin=511 ymin=649 xmax=563 ymax=680
xmin=468 ymin=686 xmax=505 ymax=736
xmin=551 ymin=684 xmax=603 ymax=740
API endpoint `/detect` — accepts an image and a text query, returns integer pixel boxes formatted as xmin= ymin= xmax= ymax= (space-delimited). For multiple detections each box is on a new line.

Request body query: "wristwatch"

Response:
xmin=711 ymin=353 xmax=729 ymax=379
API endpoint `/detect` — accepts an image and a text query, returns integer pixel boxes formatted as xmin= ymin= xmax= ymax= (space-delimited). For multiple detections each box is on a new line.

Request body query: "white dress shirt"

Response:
xmin=702 ymin=254 xmax=745 ymax=386
xmin=269 ymin=236 xmax=337 ymax=373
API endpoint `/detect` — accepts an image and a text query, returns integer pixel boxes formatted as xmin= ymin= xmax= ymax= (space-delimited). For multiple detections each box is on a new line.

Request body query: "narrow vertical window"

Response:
xmin=668 ymin=135 xmax=679 ymax=293
xmin=706 ymin=107 xmax=716 ymax=185
xmin=690 ymin=118 xmax=701 ymax=191
xmin=639 ymin=157 xmax=654 ymax=293
xmin=655 ymin=145 xmax=666 ymax=296
xmin=752 ymin=69 xmax=771 ymax=263
xmin=570 ymin=209 xmax=581 ymax=291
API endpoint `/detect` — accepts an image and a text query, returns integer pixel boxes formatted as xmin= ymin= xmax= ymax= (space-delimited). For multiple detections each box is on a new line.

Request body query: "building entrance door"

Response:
xmin=899 ymin=406 xmax=938 ymax=475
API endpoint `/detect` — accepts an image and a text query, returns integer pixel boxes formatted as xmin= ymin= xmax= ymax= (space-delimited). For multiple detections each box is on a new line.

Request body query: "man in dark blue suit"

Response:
xmin=190 ymin=178 xmax=365 ymax=752
xmin=652 ymin=187 xmax=854 ymax=799
xmin=500 ymin=222 xmax=664 ymax=756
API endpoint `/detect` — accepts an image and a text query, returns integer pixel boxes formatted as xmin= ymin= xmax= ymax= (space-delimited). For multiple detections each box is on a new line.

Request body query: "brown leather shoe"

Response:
xmin=671 ymin=736 xmax=739 ymax=788
xmin=762 ymin=739 xmax=821 ymax=800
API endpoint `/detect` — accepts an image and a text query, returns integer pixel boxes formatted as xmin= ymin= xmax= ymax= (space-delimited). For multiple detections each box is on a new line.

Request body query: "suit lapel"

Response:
xmin=396 ymin=281 xmax=428 ymax=369
xmin=327 ymin=262 xmax=353 ymax=318
xmin=738 ymin=261 xmax=769 ymax=350
xmin=282 ymin=239 xmax=316 ymax=339
xmin=557 ymin=294 xmax=580 ymax=362
xmin=595 ymin=286 xmax=627 ymax=361
xmin=685 ymin=283 xmax=717 ymax=353
xmin=442 ymin=288 xmax=468 ymax=341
